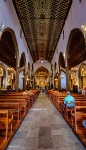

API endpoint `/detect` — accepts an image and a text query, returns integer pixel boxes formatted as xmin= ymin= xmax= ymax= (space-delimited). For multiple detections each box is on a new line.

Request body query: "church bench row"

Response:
xmin=65 ymin=101 xmax=86 ymax=120
xmin=0 ymin=109 xmax=13 ymax=140
xmin=47 ymin=90 xmax=86 ymax=131
xmin=71 ymin=105 xmax=86 ymax=130
xmin=0 ymin=102 xmax=21 ymax=121
xmin=0 ymin=90 xmax=39 ymax=149
xmin=0 ymin=98 xmax=29 ymax=113
xmin=57 ymin=97 xmax=86 ymax=110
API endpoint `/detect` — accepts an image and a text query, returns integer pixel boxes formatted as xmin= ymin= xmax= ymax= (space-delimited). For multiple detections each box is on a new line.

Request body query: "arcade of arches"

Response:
xmin=0 ymin=4 xmax=86 ymax=93
xmin=1 ymin=1 xmax=86 ymax=149
xmin=0 ymin=41 xmax=86 ymax=92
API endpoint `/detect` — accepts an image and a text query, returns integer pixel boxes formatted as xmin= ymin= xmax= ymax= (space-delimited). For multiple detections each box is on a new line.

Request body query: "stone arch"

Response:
xmin=27 ymin=62 xmax=30 ymax=77
xmin=65 ymin=28 xmax=85 ymax=91
xmin=35 ymin=66 xmax=49 ymax=75
xmin=0 ymin=27 xmax=19 ymax=68
xmin=0 ymin=27 xmax=19 ymax=91
xmin=66 ymin=28 xmax=85 ymax=69
xmin=35 ymin=66 xmax=50 ymax=89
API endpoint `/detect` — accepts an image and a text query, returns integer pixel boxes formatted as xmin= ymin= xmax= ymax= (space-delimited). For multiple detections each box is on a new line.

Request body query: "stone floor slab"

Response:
xmin=6 ymin=93 xmax=86 ymax=150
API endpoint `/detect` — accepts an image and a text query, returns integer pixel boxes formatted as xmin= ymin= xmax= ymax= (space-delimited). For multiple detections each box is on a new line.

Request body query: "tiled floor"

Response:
xmin=6 ymin=93 xmax=86 ymax=150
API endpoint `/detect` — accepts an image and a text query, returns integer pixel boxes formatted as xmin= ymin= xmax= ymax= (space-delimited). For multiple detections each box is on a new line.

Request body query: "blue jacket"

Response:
xmin=82 ymin=120 xmax=86 ymax=128
xmin=64 ymin=95 xmax=75 ymax=107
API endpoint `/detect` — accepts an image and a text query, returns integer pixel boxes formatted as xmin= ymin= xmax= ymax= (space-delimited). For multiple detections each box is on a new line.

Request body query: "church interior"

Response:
xmin=0 ymin=0 xmax=86 ymax=149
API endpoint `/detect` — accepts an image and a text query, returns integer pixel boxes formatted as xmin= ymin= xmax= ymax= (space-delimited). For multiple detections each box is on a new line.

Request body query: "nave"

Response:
xmin=6 ymin=93 xmax=85 ymax=150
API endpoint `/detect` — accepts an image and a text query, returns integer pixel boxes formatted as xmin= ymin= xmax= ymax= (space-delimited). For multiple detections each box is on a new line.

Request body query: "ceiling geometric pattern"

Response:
xmin=12 ymin=0 xmax=72 ymax=63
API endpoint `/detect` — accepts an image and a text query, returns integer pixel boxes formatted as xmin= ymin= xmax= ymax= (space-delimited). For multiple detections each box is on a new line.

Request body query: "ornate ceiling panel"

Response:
xmin=12 ymin=0 xmax=72 ymax=63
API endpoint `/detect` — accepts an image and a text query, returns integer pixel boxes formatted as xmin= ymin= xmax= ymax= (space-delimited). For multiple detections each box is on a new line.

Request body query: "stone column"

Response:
xmin=49 ymin=76 xmax=53 ymax=89
xmin=65 ymin=66 xmax=70 ymax=91
xmin=53 ymin=71 xmax=55 ymax=90
xmin=15 ymin=66 xmax=19 ymax=92
xmin=24 ymin=73 xmax=27 ymax=90
xmin=58 ymin=64 xmax=61 ymax=91
xmin=58 ymin=73 xmax=61 ymax=91
xmin=32 ymin=75 xmax=35 ymax=89
xmin=49 ymin=75 xmax=51 ymax=89
xmin=50 ymin=73 xmax=54 ymax=89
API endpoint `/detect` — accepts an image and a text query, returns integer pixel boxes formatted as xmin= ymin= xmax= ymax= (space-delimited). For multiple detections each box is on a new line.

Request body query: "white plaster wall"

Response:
xmin=33 ymin=60 xmax=51 ymax=74
xmin=19 ymin=71 xmax=23 ymax=90
xmin=0 ymin=0 xmax=32 ymax=65
xmin=0 ymin=0 xmax=33 ymax=89
xmin=51 ymin=0 xmax=86 ymax=89
xmin=61 ymin=71 xmax=66 ymax=89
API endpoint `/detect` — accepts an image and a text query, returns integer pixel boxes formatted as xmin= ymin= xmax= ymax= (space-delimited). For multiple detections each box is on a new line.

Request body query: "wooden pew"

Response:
xmin=0 ymin=99 xmax=27 ymax=113
xmin=0 ymin=109 xmax=13 ymax=140
xmin=71 ymin=105 xmax=86 ymax=130
xmin=0 ymin=102 xmax=21 ymax=121
xmin=0 ymin=95 xmax=33 ymax=108
xmin=56 ymin=96 xmax=86 ymax=110
xmin=65 ymin=101 xmax=86 ymax=118
xmin=0 ymin=91 xmax=38 ymax=111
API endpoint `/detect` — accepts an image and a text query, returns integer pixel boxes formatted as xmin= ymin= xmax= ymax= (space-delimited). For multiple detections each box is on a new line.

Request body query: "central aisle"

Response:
xmin=6 ymin=93 xmax=85 ymax=150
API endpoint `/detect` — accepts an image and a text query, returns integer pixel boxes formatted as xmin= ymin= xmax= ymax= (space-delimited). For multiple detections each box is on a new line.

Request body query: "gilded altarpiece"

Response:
xmin=80 ymin=65 xmax=86 ymax=88
xmin=35 ymin=71 xmax=49 ymax=88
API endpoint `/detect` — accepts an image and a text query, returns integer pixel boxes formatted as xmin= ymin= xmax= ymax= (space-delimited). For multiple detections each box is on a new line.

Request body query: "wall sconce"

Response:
xmin=21 ymin=75 xmax=25 ymax=79
xmin=40 ymin=60 xmax=44 ymax=63
xmin=63 ymin=53 xmax=65 ymax=59
xmin=7 ymin=67 xmax=14 ymax=71
xmin=81 ymin=66 xmax=86 ymax=77
xmin=81 ymin=24 xmax=86 ymax=43
xmin=55 ymin=78 xmax=58 ymax=81
xmin=0 ymin=23 xmax=4 ymax=31
xmin=26 ymin=78 xmax=30 ymax=81
xmin=81 ymin=24 xmax=86 ymax=32
xmin=30 ymin=79 xmax=34 ymax=81
xmin=71 ymin=67 xmax=78 ymax=72
xmin=60 ymin=75 xmax=64 ymax=78
xmin=26 ymin=78 xmax=34 ymax=81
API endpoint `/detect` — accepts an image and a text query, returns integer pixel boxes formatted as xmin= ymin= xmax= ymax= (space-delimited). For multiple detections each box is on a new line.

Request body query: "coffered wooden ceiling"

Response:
xmin=12 ymin=0 xmax=72 ymax=63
